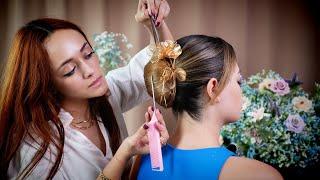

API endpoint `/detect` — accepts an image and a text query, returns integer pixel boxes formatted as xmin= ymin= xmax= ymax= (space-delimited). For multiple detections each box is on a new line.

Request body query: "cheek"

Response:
xmin=90 ymin=56 xmax=103 ymax=73
xmin=228 ymin=85 xmax=242 ymax=116
xmin=54 ymin=77 xmax=85 ymax=96
xmin=234 ymin=86 xmax=243 ymax=109
xmin=226 ymin=85 xmax=241 ymax=104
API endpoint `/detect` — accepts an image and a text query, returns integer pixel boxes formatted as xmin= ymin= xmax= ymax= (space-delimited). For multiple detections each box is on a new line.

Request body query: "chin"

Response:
xmin=232 ymin=117 xmax=240 ymax=122
xmin=90 ymin=84 xmax=108 ymax=97
xmin=226 ymin=114 xmax=241 ymax=123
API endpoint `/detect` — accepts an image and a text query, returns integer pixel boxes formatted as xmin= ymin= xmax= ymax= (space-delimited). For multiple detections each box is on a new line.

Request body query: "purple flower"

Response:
xmin=284 ymin=114 xmax=306 ymax=133
xmin=270 ymin=79 xmax=290 ymax=96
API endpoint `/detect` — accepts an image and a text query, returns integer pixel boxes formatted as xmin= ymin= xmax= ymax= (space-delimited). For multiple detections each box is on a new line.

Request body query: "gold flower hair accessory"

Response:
xmin=149 ymin=40 xmax=186 ymax=107
xmin=150 ymin=40 xmax=182 ymax=63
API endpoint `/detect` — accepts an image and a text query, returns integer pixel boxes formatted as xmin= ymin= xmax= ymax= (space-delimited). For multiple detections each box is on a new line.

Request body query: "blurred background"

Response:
xmin=0 ymin=0 xmax=319 ymax=135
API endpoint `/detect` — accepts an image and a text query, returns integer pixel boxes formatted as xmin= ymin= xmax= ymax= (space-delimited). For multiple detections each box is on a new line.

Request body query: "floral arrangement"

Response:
xmin=221 ymin=70 xmax=320 ymax=168
xmin=313 ymin=83 xmax=320 ymax=117
xmin=93 ymin=31 xmax=133 ymax=73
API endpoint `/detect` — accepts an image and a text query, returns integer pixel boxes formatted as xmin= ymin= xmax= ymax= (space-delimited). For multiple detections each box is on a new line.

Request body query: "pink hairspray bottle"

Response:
xmin=147 ymin=76 xmax=164 ymax=171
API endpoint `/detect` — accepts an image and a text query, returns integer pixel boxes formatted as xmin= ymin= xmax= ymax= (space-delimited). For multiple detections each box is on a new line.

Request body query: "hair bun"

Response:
xmin=144 ymin=40 xmax=185 ymax=108
xmin=174 ymin=67 xmax=186 ymax=82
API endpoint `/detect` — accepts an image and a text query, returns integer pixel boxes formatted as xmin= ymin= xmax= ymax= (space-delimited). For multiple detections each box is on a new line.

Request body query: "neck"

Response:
xmin=169 ymin=107 xmax=223 ymax=149
xmin=61 ymin=98 xmax=90 ymax=122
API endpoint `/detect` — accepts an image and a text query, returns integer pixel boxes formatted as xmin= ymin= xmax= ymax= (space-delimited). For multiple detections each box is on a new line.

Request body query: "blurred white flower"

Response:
xmin=249 ymin=107 xmax=266 ymax=122
xmin=241 ymin=96 xmax=251 ymax=111
xmin=292 ymin=96 xmax=312 ymax=112
xmin=258 ymin=78 xmax=274 ymax=91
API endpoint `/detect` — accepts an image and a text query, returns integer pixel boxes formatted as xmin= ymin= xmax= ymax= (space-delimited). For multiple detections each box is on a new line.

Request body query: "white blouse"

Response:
xmin=8 ymin=46 xmax=152 ymax=179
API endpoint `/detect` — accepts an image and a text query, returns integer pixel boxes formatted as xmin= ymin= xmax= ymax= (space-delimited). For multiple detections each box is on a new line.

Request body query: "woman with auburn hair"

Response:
xmin=137 ymin=35 xmax=283 ymax=179
xmin=0 ymin=0 xmax=170 ymax=179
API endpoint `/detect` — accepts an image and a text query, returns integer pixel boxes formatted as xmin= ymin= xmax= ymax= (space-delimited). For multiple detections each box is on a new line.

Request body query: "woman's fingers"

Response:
xmin=147 ymin=0 xmax=155 ymax=16
xmin=155 ymin=1 xmax=165 ymax=26
xmin=144 ymin=107 xmax=169 ymax=147
xmin=138 ymin=134 xmax=149 ymax=146
xmin=147 ymin=107 xmax=167 ymax=128
xmin=157 ymin=0 xmax=170 ymax=26
xmin=144 ymin=8 xmax=149 ymax=18
xmin=147 ymin=106 xmax=154 ymax=115
xmin=163 ymin=1 xmax=170 ymax=20
xmin=154 ymin=0 xmax=161 ymax=13
xmin=156 ymin=121 xmax=169 ymax=137
xmin=155 ymin=108 xmax=166 ymax=126
xmin=160 ymin=136 xmax=167 ymax=146
xmin=135 ymin=0 xmax=149 ymax=23
xmin=144 ymin=111 xmax=151 ymax=123
xmin=155 ymin=121 xmax=169 ymax=145
xmin=138 ymin=0 xmax=170 ymax=26
xmin=134 ymin=123 xmax=149 ymax=141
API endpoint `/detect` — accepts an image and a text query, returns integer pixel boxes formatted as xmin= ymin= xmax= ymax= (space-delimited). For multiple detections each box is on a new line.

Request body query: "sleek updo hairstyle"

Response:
xmin=144 ymin=35 xmax=237 ymax=120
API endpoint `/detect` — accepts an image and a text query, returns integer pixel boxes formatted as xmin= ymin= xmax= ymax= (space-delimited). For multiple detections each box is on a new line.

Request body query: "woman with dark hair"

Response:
xmin=138 ymin=35 xmax=283 ymax=179
xmin=0 ymin=0 xmax=170 ymax=179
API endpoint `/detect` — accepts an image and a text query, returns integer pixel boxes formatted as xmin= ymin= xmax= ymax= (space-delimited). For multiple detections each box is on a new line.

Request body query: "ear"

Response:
xmin=206 ymin=78 xmax=219 ymax=102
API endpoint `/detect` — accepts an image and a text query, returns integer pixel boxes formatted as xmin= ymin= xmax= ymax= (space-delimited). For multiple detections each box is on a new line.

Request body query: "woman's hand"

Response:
xmin=100 ymin=107 xmax=169 ymax=180
xmin=123 ymin=106 xmax=169 ymax=156
xmin=135 ymin=0 xmax=170 ymax=28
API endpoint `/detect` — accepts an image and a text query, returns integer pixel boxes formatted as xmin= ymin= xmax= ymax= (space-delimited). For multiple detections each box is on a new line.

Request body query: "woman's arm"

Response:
xmin=98 ymin=108 xmax=169 ymax=180
xmin=106 ymin=0 xmax=173 ymax=112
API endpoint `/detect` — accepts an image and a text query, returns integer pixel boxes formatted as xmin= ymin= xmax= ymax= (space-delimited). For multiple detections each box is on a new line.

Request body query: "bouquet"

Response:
xmin=221 ymin=70 xmax=320 ymax=168
xmin=93 ymin=31 xmax=133 ymax=73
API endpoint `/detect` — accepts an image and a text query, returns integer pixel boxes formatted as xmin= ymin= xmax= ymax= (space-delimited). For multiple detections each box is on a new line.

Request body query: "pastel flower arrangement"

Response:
xmin=313 ymin=83 xmax=320 ymax=117
xmin=93 ymin=31 xmax=133 ymax=73
xmin=221 ymin=70 xmax=320 ymax=168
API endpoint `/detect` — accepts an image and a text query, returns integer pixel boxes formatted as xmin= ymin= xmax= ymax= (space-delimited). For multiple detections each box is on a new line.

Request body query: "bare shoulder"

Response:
xmin=219 ymin=156 xmax=283 ymax=180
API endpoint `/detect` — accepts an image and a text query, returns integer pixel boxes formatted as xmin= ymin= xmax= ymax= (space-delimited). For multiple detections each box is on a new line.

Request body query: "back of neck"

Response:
xmin=169 ymin=113 xmax=222 ymax=149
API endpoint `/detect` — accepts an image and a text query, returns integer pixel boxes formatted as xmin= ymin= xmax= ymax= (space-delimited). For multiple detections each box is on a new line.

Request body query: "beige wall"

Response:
xmin=0 ymin=0 xmax=319 ymax=135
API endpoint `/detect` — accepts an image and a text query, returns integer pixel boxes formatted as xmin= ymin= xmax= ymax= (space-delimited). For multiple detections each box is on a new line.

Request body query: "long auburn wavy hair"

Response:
xmin=0 ymin=18 xmax=121 ymax=179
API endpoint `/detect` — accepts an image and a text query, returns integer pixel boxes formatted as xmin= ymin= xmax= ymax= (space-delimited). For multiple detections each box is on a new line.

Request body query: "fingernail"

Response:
xmin=143 ymin=124 xmax=149 ymax=130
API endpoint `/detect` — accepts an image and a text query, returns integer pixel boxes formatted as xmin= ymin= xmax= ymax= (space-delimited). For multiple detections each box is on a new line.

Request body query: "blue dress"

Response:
xmin=137 ymin=144 xmax=235 ymax=179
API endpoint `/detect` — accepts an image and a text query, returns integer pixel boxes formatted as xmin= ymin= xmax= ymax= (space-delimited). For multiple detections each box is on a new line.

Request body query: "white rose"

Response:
xmin=292 ymin=96 xmax=312 ymax=112
xmin=258 ymin=78 xmax=274 ymax=91
xmin=249 ymin=107 xmax=266 ymax=122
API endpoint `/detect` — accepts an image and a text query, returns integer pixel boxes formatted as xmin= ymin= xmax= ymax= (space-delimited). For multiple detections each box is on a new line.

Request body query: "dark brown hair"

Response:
xmin=0 ymin=18 xmax=121 ymax=179
xmin=144 ymin=35 xmax=237 ymax=120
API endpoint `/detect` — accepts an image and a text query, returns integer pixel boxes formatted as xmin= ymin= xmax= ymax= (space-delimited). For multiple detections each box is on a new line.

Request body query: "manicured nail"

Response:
xmin=143 ymin=124 xmax=149 ymax=130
